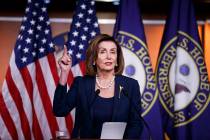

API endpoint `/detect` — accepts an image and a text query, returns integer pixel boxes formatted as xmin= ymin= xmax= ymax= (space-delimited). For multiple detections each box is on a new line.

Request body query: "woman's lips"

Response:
xmin=105 ymin=62 xmax=112 ymax=65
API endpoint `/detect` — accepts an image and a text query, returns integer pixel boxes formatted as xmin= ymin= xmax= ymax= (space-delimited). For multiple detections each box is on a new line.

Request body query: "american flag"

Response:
xmin=0 ymin=0 xmax=73 ymax=139
xmin=66 ymin=0 xmax=100 ymax=83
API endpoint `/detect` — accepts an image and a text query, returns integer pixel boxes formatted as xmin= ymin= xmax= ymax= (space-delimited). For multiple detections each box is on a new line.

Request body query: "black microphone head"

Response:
xmin=95 ymin=89 xmax=100 ymax=95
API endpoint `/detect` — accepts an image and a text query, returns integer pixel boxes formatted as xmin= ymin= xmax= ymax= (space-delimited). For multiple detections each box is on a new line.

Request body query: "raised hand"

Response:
xmin=58 ymin=45 xmax=72 ymax=72
xmin=58 ymin=45 xmax=72 ymax=85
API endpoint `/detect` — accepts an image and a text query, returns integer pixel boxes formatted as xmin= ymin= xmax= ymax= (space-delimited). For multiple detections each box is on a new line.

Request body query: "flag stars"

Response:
xmin=78 ymin=44 xmax=84 ymax=50
xmin=39 ymin=16 xmax=44 ymax=21
xmin=23 ymin=47 xmax=29 ymax=53
xmin=41 ymin=7 xmax=47 ymax=12
xmin=25 ymin=38 xmax=31 ymax=44
xmin=90 ymin=31 xmax=96 ymax=37
xmin=36 ymin=35 xmax=39 ymax=39
xmin=76 ymin=53 xmax=82 ymax=59
xmin=50 ymin=0 xmax=100 ymax=66
xmin=45 ymin=29 xmax=50 ymax=34
xmin=91 ymin=1 xmax=95 ymax=5
xmin=88 ymin=9 xmax=93 ymax=14
xmin=70 ymin=40 xmax=76 ymax=46
xmin=68 ymin=49 xmax=73 ymax=55
xmin=35 ymin=3 xmax=39 ymax=7
xmin=20 ymin=26 xmax=25 ymax=31
xmin=86 ymin=18 xmax=91 ymax=23
xmin=30 ymin=20 xmax=35 ymax=25
xmin=28 ymin=29 xmax=34 ymax=34
xmin=94 ymin=22 xmax=98 ymax=28
xmin=23 ymin=16 xmax=27 ymax=21
xmin=81 ymin=4 xmax=86 ymax=9
xmin=49 ymin=42 xmax=54 ymax=48
xmin=14 ymin=0 xmax=54 ymax=67
xmin=18 ymin=45 xmax=21 ymax=50
xmin=83 ymin=26 xmax=88 ymax=31
xmin=37 ymin=25 xmax=42 ymax=30
xmin=21 ymin=56 xmax=27 ymax=63
xmin=81 ymin=35 xmax=87 ymax=41
xmin=73 ymin=31 xmax=79 ymax=37
xmin=32 ymin=51 xmax=36 ymax=57
xmin=25 ymin=7 xmax=30 ymax=13
xmin=20 ymin=36 xmax=23 ymax=40
xmin=75 ymin=22 xmax=81 ymax=28
xmin=42 ymin=38 xmax=47 ymax=44
xmin=78 ymin=13 xmax=84 ymax=18
xmin=32 ymin=11 xmax=37 ymax=16
xmin=39 ymin=47 xmax=45 ymax=53
xmin=46 ymin=21 xmax=50 ymax=25
xmin=45 ymin=0 xmax=50 ymax=4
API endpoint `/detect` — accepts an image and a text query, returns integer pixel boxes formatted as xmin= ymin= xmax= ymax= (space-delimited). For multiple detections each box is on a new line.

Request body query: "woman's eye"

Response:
xmin=111 ymin=51 xmax=116 ymax=54
xmin=99 ymin=51 xmax=105 ymax=54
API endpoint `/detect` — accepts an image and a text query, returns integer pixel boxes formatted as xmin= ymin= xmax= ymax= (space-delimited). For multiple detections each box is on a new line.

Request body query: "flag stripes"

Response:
xmin=0 ymin=91 xmax=18 ymax=140
xmin=0 ymin=52 xmax=74 ymax=139
xmin=0 ymin=0 xmax=100 ymax=139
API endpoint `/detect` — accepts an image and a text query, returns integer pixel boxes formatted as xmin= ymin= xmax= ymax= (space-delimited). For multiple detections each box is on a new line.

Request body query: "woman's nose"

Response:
xmin=106 ymin=52 xmax=111 ymax=59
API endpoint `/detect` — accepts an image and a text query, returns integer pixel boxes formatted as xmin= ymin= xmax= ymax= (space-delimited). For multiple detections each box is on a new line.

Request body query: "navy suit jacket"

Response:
xmin=53 ymin=75 xmax=143 ymax=139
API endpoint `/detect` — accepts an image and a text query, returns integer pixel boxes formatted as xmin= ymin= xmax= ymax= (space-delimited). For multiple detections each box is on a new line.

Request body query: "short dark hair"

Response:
xmin=86 ymin=34 xmax=124 ymax=76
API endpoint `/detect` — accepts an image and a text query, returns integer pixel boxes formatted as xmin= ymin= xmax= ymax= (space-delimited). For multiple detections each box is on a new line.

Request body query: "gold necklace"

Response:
xmin=96 ymin=76 xmax=115 ymax=89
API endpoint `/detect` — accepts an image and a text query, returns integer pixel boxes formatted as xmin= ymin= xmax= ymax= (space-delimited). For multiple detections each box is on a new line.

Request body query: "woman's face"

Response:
xmin=95 ymin=41 xmax=117 ymax=73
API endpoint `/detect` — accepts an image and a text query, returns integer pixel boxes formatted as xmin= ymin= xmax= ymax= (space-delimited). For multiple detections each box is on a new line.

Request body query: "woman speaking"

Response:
xmin=53 ymin=34 xmax=143 ymax=139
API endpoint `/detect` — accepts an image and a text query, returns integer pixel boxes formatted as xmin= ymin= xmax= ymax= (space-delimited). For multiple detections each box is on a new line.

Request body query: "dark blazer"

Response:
xmin=53 ymin=75 xmax=143 ymax=139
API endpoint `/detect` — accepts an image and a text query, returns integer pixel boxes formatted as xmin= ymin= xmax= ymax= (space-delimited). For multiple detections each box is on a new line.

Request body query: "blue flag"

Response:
xmin=156 ymin=0 xmax=210 ymax=139
xmin=113 ymin=0 xmax=164 ymax=139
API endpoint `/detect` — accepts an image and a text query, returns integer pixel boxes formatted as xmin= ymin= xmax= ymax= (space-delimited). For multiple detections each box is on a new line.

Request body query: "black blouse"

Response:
xmin=92 ymin=95 xmax=114 ymax=138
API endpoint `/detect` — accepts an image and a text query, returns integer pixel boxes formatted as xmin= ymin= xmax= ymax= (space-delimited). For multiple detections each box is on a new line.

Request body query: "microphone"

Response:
xmin=95 ymin=89 xmax=100 ymax=95
xmin=122 ymin=89 xmax=152 ymax=140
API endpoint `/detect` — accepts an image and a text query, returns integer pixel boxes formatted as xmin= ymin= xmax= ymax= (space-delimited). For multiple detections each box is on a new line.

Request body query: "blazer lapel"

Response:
xmin=87 ymin=76 xmax=96 ymax=120
xmin=88 ymin=76 xmax=96 ymax=109
xmin=111 ymin=75 xmax=121 ymax=121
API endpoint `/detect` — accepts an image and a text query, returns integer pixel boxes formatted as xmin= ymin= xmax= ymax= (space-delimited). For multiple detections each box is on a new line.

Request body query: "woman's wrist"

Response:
xmin=59 ymin=71 xmax=69 ymax=85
